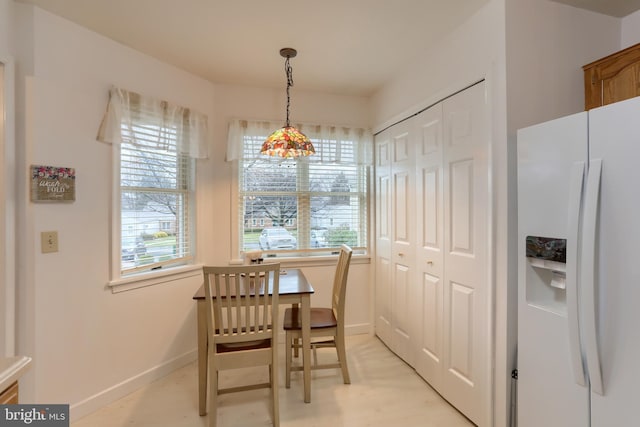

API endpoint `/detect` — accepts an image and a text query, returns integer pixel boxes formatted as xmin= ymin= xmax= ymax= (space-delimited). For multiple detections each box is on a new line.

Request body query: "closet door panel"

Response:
xmin=393 ymin=169 xmax=410 ymax=244
xmin=423 ymin=169 xmax=439 ymax=247
xmin=415 ymin=103 xmax=444 ymax=389
xmin=390 ymin=122 xmax=416 ymax=365
xmin=450 ymin=159 xmax=474 ymax=253
xmin=449 ymin=281 xmax=474 ymax=380
xmin=442 ymin=82 xmax=490 ymax=426
xmin=392 ymin=262 xmax=411 ymax=355
xmin=375 ymin=136 xmax=392 ymax=346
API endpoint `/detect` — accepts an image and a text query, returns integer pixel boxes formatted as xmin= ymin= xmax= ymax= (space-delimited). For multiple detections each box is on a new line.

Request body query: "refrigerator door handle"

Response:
xmin=582 ymin=158 xmax=604 ymax=395
xmin=567 ymin=161 xmax=586 ymax=386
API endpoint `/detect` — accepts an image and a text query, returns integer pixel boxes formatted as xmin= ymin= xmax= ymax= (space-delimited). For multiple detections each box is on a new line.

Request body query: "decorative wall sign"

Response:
xmin=31 ymin=165 xmax=76 ymax=202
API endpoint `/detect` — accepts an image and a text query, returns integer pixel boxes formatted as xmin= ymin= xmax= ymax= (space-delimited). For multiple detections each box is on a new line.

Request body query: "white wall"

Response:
xmin=13 ymin=4 xmax=214 ymax=418
xmin=206 ymin=83 xmax=373 ymax=336
xmin=506 ymin=0 xmax=620 ymax=132
xmin=372 ymin=1 xmax=504 ymax=130
xmin=622 ymin=9 xmax=640 ymax=48
xmin=0 ymin=0 xmax=14 ymax=358
xmin=9 ymin=3 xmax=373 ymax=421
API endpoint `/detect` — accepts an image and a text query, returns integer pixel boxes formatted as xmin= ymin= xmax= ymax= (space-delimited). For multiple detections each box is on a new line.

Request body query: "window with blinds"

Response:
xmin=238 ymin=133 xmax=368 ymax=256
xmin=120 ymin=120 xmax=195 ymax=273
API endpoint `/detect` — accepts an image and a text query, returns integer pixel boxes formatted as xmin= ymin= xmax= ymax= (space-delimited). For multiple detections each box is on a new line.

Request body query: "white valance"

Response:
xmin=97 ymin=86 xmax=209 ymax=159
xmin=226 ymin=119 xmax=373 ymax=165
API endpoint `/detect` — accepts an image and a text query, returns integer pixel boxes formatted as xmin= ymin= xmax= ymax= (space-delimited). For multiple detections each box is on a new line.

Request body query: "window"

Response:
xmin=97 ymin=87 xmax=208 ymax=277
xmin=119 ymin=131 xmax=193 ymax=272
xmin=228 ymin=119 xmax=372 ymax=256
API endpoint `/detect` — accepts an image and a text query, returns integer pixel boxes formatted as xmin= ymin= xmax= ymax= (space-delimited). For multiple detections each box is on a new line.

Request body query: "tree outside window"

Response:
xmin=237 ymin=130 xmax=368 ymax=254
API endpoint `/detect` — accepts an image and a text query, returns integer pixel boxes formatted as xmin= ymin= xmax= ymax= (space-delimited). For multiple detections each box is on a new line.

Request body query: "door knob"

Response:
xmin=427 ymin=261 xmax=434 ymax=265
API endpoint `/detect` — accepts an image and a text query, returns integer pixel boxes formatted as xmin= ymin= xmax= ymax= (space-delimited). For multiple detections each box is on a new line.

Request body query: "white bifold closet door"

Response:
xmin=375 ymin=118 xmax=417 ymax=366
xmin=375 ymin=81 xmax=491 ymax=426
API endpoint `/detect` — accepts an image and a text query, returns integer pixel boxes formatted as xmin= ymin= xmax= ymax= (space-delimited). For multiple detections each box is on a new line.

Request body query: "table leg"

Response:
xmin=197 ymin=300 xmax=208 ymax=415
xmin=291 ymin=303 xmax=300 ymax=358
xmin=301 ymin=294 xmax=311 ymax=403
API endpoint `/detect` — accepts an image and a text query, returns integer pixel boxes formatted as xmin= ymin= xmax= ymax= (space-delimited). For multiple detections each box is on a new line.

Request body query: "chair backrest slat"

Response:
xmin=332 ymin=245 xmax=353 ymax=324
xmin=233 ymin=273 xmax=242 ymax=332
xmin=252 ymin=275 xmax=260 ymax=329
xmin=244 ymin=275 xmax=252 ymax=332
xmin=262 ymin=275 xmax=270 ymax=330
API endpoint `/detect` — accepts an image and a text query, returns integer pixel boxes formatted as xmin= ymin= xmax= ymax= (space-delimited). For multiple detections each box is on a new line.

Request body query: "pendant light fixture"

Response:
xmin=260 ymin=48 xmax=315 ymax=158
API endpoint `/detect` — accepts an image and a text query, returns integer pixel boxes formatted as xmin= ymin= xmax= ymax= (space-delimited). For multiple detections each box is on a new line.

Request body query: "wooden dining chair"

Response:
xmin=283 ymin=244 xmax=353 ymax=387
xmin=202 ymin=263 xmax=281 ymax=427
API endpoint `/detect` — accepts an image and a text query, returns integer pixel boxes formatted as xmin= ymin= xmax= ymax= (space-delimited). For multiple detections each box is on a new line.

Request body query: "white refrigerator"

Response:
xmin=517 ymin=95 xmax=640 ymax=426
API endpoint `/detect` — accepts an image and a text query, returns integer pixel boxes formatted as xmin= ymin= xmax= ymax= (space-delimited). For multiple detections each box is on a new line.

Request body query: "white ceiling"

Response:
xmin=551 ymin=0 xmax=640 ymax=17
xmin=15 ymin=0 xmax=640 ymax=96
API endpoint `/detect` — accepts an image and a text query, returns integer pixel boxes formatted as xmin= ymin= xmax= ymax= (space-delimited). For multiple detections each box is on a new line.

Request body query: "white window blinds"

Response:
xmin=227 ymin=119 xmax=371 ymax=256
xmin=97 ymin=87 xmax=208 ymax=275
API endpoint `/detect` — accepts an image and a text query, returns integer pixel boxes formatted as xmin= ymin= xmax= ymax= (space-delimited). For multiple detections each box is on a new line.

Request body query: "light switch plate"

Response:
xmin=41 ymin=231 xmax=58 ymax=253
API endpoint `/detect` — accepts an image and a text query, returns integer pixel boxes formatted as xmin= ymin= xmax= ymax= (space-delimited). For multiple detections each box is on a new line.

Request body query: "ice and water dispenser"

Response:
xmin=525 ymin=236 xmax=567 ymax=315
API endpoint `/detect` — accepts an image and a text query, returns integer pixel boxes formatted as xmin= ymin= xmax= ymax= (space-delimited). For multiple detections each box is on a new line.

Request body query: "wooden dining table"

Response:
xmin=192 ymin=268 xmax=315 ymax=414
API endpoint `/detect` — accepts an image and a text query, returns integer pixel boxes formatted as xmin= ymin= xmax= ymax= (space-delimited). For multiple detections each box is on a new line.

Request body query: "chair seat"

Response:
xmin=216 ymin=338 xmax=272 ymax=353
xmin=283 ymin=307 xmax=337 ymax=330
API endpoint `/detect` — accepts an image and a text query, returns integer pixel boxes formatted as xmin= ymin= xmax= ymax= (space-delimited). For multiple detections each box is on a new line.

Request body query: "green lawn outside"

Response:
xmin=244 ymin=231 xmax=260 ymax=244
xmin=145 ymin=236 xmax=176 ymax=247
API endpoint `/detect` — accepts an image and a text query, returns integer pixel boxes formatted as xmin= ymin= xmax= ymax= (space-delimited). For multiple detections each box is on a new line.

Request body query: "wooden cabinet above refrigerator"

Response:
xmin=583 ymin=43 xmax=640 ymax=110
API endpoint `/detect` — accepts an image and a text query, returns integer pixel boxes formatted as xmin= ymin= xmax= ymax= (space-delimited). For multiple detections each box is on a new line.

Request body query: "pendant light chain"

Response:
xmin=285 ymin=56 xmax=294 ymax=127
xmin=260 ymin=47 xmax=314 ymax=158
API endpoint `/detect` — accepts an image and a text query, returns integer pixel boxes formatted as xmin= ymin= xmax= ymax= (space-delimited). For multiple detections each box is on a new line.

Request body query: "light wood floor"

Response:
xmin=71 ymin=334 xmax=474 ymax=427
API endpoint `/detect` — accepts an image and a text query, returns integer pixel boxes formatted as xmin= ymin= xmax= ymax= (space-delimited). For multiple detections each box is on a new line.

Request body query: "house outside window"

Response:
xmin=227 ymin=119 xmax=372 ymax=256
xmin=118 ymin=124 xmax=194 ymax=273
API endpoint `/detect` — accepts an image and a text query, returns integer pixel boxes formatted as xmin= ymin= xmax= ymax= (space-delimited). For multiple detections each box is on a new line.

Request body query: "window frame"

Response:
xmin=231 ymin=128 xmax=371 ymax=261
xmin=108 ymin=124 xmax=199 ymax=290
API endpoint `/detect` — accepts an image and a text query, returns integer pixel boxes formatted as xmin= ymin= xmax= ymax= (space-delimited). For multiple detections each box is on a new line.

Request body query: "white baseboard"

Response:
xmin=69 ymin=350 xmax=197 ymax=423
xmin=346 ymin=323 xmax=371 ymax=336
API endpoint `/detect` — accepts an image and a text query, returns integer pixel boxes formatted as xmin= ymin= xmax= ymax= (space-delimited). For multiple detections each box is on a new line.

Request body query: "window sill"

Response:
xmin=108 ymin=264 xmax=203 ymax=293
xmin=233 ymin=253 xmax=371 ymax=269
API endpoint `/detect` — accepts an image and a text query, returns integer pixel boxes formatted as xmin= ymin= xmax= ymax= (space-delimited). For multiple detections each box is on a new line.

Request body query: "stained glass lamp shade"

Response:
xmin=261 ymin=126 xmax=314 ymax=158
xmin=261 ymin=48 xmax=315 ymax=158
